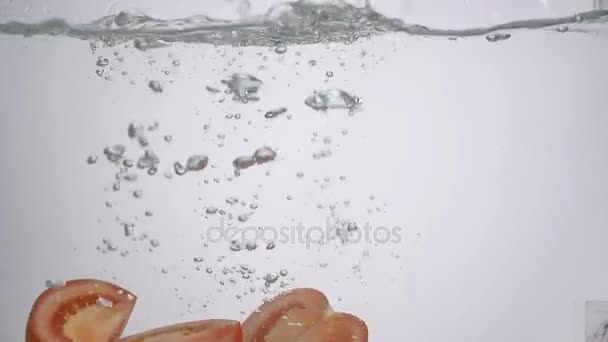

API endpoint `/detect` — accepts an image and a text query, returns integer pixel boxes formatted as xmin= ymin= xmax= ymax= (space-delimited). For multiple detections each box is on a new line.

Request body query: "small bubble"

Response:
xmin=245 ymin=241 xmax=257 ymax=251
xmin=132 ymin=190 xmax=143 ymax=198
xmin=279 ymin=269 xmax=288 ymax=276
xmin=264 ymin=107 xmax=287 ymax=119
xmin=150 ymin=239 xmax=160 ymax=248
xmin=286 ymin=195 xmax=293 ymax=201
xmin=186 ymin=155 xmax=209 ymax=171
xmin=230 ymin=241 xmax=242 ymax=252
xmin=147 ymin=167 xmax=157 ymax=176
xmin=308 ymin=60 xmax=317 ymax=66
xmin=172 ymin=59 xmax=181 ymax=66
xmin=122 ymin=159 xmax=134 ymax=168
xmin=45 ymin=280 xmax=66 ymax=289
xmin=233 ymin=155 xmax=256 ymax=170
xmin=206 ymin=207 xmax=218 ymax=214
xmin=161 ymin=269 xmax=168 ymax=274
xmin=124 ymin=173 xmax=137 ymax=182
xmin=226 ymin=197 xmax=239 ymax=205
xmin=96 ymin=69 xmax=104 ymax=77
xmin=148 ymin=80 xmax=163 ymax=93
xmin=147 ymin=121 xmax=159 ymax=131
xmin=123 ymin=223 xmax=134 ymax=237
xmin=206 ymin=267 xmax=213 ymax=274
xmin=193 ymin=256 xmax=204 ymax=263
xmin=96 ymin=57 xmax=109 ymax=67
xmin=86 ymin=155 xmax=98 ymax=164
xmin=326 ymin=71 xmax=334 ymax=77
xmin=486 ymin=33 xmax=511 ymax=42
xmin=253 ymin=146 xmax=276 ymax=164
xmin=274 ymin=46 xmax=287 ymax=54
xmin=145 ymin=210 xmax=153 ymax=217
xmin=266 ymin=242 xmax=276 ymax=250
xmin=174 ymin=162 xmax=187 ymax=176
xmin=238 ymin=214 xmax=249 ymax=222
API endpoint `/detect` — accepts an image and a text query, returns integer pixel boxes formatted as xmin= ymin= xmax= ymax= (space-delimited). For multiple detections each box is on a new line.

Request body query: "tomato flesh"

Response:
xmin=118 ymin=319 xmax=242 ymax=342
xmin=296 ymin=312 xmax=369 ymax=342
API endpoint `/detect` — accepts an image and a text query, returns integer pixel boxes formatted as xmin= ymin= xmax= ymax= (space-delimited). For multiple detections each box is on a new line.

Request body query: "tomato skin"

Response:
xmin=242 ymin=288 xmax=330 ymax=342
xmin=118 ymin=319 xmax=242 ymax=342
xmin=26 ymin=279 xmax=137 ymax=342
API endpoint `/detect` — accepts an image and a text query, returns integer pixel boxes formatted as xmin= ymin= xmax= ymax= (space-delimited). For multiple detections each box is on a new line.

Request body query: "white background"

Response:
xmin=1 ymin=1 xmax=608 ymax=342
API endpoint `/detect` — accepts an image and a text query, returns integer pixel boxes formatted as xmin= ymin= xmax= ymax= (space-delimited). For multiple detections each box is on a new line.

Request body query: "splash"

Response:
xmin=1 ymin=0 xmax=608 ymax=47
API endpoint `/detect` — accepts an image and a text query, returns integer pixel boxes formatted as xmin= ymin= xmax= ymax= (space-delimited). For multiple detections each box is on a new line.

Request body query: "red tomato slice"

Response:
xmin=243 ymin=288 xmax=368 ymax=342
xmin=26 ymin=279 xmax=137 ymax=342
xmin=118 ymin=320 xmax=242 ymax=342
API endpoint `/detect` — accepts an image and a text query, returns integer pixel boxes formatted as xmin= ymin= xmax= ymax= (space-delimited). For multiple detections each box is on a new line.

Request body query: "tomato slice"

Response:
xmin=242 ymin=288 xmax=330 ymax=342
xmin=243 ymin=288 xmax=367 ymax=342
xmin=118 ymin=320 xmax=242 ymax=342
xmin=26 ymin=279 xmax=137 ymax=342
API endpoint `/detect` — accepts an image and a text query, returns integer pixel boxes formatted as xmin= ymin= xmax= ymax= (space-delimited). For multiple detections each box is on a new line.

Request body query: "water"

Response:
xmin=1 ymin=1 xmax=608 ymax=45
xmin=2 ymin=1 xmax=608 ymax=341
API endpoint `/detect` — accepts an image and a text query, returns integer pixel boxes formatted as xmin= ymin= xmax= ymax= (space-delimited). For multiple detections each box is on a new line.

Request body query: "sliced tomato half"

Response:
xmin=26 ymin=279 xmax=137 ymax=342
xmin=118 ymin=319 xmax=242 ymax=342
xmin=243 ymin=288 xmax=367 ymax=342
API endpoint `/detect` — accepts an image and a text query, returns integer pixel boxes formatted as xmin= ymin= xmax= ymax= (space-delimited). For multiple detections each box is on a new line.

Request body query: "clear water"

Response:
xmin=2 ymin=1 xmax=608 ymax=341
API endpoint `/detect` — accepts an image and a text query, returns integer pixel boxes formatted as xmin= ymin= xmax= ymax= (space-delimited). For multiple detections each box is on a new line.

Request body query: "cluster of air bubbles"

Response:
xmin=137 ymin=149 xmax=160 ymax=172
xmin=103 ymin=144 xmax=126 ymax=163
